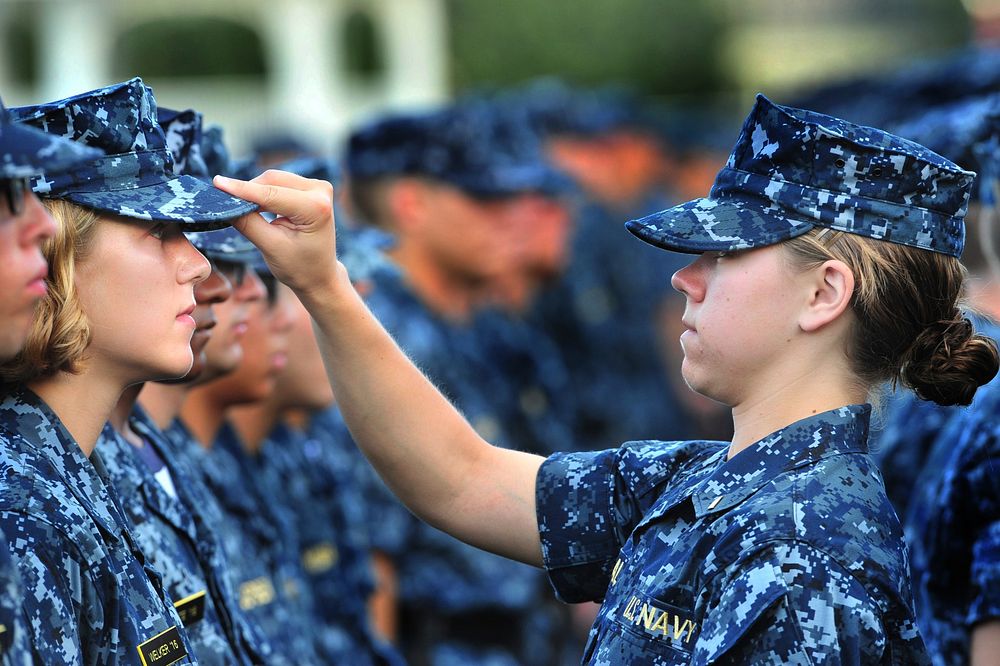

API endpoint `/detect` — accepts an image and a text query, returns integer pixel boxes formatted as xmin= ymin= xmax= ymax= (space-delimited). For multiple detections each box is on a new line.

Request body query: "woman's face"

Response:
xmin=670 ymin=245 xmax=804 ymax=406
xmin=0 ymin=190 xmax=56 ymax=360
xmin=74 ymin=215 xmax=210 ymax=384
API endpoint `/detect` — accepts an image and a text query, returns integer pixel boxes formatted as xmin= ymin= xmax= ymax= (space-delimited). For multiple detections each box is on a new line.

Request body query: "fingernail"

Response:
xmin=214 ymin=175 xmax=233 ymax=185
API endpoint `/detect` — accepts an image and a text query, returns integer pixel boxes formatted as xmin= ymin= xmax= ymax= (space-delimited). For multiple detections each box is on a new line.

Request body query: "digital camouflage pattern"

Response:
xmin=98 ymin=408 xmax=268 ymax=666
xmin=157 ymin=107 xmax=212 ymax=182
xmin=0 ymin=388 xmax=196 ymax=665
xmin=260 ymin=422 xmax=403 ymax=665
xmin=361 ymin=260 xmax=548 ymax=664
xmin=626 ymin=94 xmax=975 ymax=258
xmin=0 ymin=97 xmax=101 ymax=180
xmin=195 ymin=422 xmax=324 ymax=665
xmin=8 ymin=78 xmax=256 ymax=227
xmin=345 ymin=101 xmax=571 ymax=199
xmin=536 ymin=405 xmax=930 ymax=664
xmin=904 ymin=316 xmax=1000 ymax=666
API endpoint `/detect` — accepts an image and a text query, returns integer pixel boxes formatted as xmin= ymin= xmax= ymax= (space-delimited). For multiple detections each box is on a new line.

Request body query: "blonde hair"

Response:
xmin=784 ymin=228 xmax=998 ymax=406
xmin=0 ymin=200 xmax=100 ymax=384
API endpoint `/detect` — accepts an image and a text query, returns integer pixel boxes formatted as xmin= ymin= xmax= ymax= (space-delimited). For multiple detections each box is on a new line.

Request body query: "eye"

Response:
xmin=148 ymin=223 xmax=169 ymax=240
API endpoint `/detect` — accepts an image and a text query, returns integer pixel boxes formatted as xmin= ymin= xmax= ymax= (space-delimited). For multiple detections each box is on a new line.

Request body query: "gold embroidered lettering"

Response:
xmin=622 ymin=596 xmax=638 ymax=621
xmin=683 ymin=619 xmax=697 ymax=643
xmin=639 ymin=603 xmax=657 ymax=630
xmin=610 ymin=558 xmax=623 ymax=586
xmin=650 ymin=609 xmax=670 ymax=636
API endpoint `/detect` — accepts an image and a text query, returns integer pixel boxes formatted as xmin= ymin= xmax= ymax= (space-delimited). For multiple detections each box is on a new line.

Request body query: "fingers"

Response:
xmin=213 ymin=173 xmax=333 ymax=221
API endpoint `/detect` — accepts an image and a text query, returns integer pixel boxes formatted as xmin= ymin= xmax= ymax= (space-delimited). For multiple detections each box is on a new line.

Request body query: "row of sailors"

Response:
xmin=0 ymin=47 xmax=997 ymax=664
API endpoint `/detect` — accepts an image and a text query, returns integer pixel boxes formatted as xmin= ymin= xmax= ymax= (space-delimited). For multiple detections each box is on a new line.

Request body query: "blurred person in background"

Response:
xmin=342 ymin=103 xmax=568 ymax=665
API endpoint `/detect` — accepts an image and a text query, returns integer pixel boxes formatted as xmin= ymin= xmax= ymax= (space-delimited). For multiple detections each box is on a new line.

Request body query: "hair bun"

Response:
xmin=901 ymin=316 xmax=999 ymax=406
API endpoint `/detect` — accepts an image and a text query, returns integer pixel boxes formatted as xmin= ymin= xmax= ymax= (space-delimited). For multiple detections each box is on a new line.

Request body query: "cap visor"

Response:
xmin=0 ymin=122 xmax=103 ymax=179
xmin=625 ymin=196 xmax=817 ymax=254
xmin=64 ymin=174 xmax=258 ymax=230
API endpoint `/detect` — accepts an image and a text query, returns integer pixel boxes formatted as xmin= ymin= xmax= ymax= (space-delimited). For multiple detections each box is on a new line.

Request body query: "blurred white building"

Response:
xmin=0 ymin=0 xmax=449 ymax=156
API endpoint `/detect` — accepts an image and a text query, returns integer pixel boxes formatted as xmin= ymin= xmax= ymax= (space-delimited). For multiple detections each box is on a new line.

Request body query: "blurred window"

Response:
xmin=113 ymin=17 xmax=266 ymax=79
xmin=341 ymin=9 xmax=385 ymax=83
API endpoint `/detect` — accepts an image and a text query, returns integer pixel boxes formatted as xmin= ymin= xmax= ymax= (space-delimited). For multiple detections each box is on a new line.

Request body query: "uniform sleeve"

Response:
xmin=3 ymin=512 xmax=93 ymax=665
xmin=960 ymin=413 xmax=1000 ymax=628
xmin=535 ymin=440 xmax=720 ymax=603
xmin=695 ymin=541 xmax=889 ymax=665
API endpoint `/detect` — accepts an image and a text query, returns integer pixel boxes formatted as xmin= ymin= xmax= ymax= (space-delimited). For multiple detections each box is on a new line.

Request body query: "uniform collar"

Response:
xmin=691 ymin=404 xmax=871 ymax=518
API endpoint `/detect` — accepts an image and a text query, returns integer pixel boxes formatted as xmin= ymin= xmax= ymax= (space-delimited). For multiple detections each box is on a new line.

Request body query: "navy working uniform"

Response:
xmin=0 ymin=94 xmax=101 ymax=665
xmin=0 ymin=389 xmax=197 ymax=665
xmin=530 ymin=93 xmax=982 ymax=663
xmin=905 ymin=377 xmax=1000 ymax=665
xmin=98 ymin=408 xmax=270 ymax=665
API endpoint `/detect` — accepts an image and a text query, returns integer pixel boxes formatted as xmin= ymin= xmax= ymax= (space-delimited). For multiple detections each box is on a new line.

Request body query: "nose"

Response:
xmin=670 ymin=254 xmax=708 ymax=302
xmin=177 ymin=232 xmax=211 ymax=285
xmin=195 ymin=264 xmax=233 ymax=305
xmin=18 ymin=193 xmax=57 ymax=247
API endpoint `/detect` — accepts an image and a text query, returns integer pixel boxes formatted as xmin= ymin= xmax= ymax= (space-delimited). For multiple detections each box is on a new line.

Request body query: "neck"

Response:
xmin=137 ymin=382 xmax=190 ymax=431
xmin=490 ymin=273 xmax=535 ymax=315
xmin=110 ymin=384 xmax=144 ymax=447
xmin=178 ymin=385 xmax=228 ymax=450
xmin=389 ymin=243 xmax=479 ymax=322
xmin=28 ymin=368 xmax=128 ymax=458
xmin=284 ymin=408 xmax=309 ymax=431
xmin=967 ymin=278 xmax=1000 ymax=321
xmin=727 ymin=358 xmax=865 ymax=459
xmin=228 ymin=398 xmax=283 ymax=456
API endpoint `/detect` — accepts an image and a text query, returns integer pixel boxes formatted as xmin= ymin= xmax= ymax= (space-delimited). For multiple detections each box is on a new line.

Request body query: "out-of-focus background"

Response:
xmin=0 ymin=0 xmax=994 ymax=155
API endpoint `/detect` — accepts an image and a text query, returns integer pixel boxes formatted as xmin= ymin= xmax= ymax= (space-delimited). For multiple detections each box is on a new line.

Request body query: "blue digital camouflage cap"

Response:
xmin=891 ymin=94 xmax=1000 ymax=178
xmin=200 ymin=126 xmax=232 ymax=180
xmin=157 ymin=106 xmax=211 ymax=181
xmin=626 ymin=94 xmax=976 ymax=258
xmin=9 ymin=78 xmax=257 ymax=229
xmin=0 ymin=97 xmax=102 ymax=179
xmin=346 ymin=103 xmax=572 ymax=199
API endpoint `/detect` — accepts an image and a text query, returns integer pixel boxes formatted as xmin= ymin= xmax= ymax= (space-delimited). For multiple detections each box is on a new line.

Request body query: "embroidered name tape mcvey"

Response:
xmin=172 ymin=590 xmax=207 ymax=627
xmin=302 ymin=542 xmax=339 ymax=574
xmin=137 ymin=626 xmax=188 ymax=666
xmin=239 ymin=577 xmax=276 ymax=611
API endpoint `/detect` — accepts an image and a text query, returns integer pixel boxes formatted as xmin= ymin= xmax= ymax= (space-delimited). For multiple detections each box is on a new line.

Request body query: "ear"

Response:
xmin=799 ymin=259 xmax=855 ymax=332
xmin=386 ymin=178 xmax=429 ymax=233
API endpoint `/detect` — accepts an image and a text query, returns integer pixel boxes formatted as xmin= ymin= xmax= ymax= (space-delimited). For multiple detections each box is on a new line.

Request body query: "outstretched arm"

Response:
xmin=216 ymin=171 xmax=545 ymax=566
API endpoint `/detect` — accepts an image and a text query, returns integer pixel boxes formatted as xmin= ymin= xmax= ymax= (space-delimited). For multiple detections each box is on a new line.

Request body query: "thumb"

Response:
xmin=230 ymin=211 xmax=272 ymax=247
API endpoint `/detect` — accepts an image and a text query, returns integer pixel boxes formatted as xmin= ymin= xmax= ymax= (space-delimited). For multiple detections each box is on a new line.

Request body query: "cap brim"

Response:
xmin=625 ymin=196 xmax=817 ymax=254
xmin=63 ymin=174 xmax=258 ymax=230
xmin=0 ymin=122 xmax=104 ymax=179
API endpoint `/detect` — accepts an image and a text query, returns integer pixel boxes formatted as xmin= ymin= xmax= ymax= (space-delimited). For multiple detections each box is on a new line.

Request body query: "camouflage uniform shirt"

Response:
xmin=536 ymin=404 xmax=930 ymax=664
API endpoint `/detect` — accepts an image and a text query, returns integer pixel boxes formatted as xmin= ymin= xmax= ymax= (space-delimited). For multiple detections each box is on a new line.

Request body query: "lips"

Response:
xmin=25 ymin=262 xmax=48 ymax=299
xmin=176 ymin=303 xmax=197 ymax=326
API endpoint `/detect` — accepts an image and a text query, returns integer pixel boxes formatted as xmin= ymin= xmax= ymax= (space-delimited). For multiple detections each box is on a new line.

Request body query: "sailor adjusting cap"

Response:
xmin=9 ymin=78 xmax=257 ymax=229
xmin=626 ymin=93 xmax=976 ymax=258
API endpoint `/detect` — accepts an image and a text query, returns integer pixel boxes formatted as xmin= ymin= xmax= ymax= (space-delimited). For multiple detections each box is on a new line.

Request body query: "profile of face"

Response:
xmin=670 ymin=245 xmax=805 ymax=406
xmin=182 ymin=265 xmax=233 ymax=382
xmin=0 ymin=184 xmax=56 ymax=360
xmin=196 ymin=261 xmax=267 ymax=384
xmin=74 ymin=216 xmax=210 ymax=384
xmin=414 ymin=183 xmax=519 ymax=284
xmin=272 ymin=286 xmax=334 ymax=411
xmin=511 ymin=193 xmax=573 ymax=279
xmin=201 ymin=276 xmax=294 ymax=408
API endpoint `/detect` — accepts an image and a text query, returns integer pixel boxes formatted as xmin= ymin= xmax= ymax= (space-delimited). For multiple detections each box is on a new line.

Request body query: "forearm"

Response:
xmin=297 ymin=265 xmax=545 ymax=565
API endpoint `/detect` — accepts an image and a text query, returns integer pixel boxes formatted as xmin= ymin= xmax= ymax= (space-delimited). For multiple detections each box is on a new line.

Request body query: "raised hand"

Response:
xmin=214 ymin=170 xmax=339 ymax=297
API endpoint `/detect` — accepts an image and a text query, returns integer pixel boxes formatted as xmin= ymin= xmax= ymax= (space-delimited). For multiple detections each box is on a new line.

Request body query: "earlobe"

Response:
xmin=799 ymin=260 xmax=855 ymax=332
